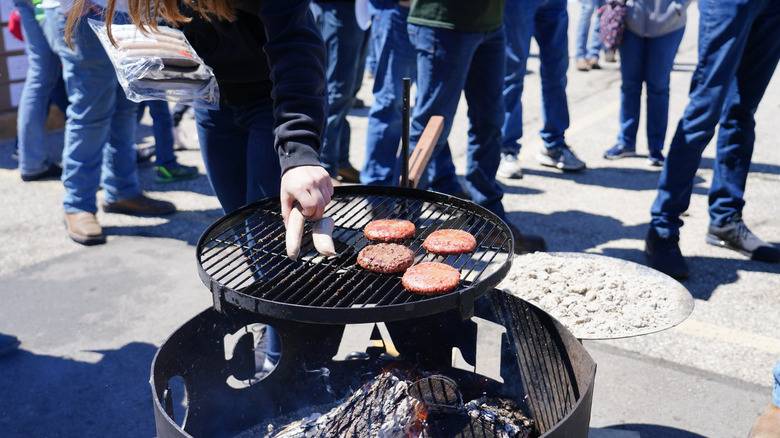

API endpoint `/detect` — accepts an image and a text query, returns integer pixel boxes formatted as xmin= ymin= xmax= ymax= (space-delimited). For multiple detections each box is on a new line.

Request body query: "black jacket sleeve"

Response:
xmin=256 ymin=0 xmax=327 ymax=174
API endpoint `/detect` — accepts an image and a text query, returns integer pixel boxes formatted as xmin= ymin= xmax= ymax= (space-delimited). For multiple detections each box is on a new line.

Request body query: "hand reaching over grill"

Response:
xmin=281 ymin=165 xmax=335 ymax=261
xmin=280 ymin=165 xmax=333 ymax=224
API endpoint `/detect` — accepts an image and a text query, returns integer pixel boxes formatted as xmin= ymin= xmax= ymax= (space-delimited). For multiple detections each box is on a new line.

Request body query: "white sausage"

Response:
xmin=286 ymin=206 xmax=306 ymax=261
xmin=312 ymin=217 xmax=336 ymax=256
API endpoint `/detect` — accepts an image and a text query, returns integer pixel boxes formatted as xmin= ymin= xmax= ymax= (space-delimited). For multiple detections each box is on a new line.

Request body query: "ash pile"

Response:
xmin=244 ymin=368 xmax=537 ymax=438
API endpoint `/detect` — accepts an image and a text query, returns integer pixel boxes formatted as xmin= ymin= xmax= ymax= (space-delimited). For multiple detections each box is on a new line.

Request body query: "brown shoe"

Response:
xmin=750 ymin=404 xmax=780 ymax=438
xmin=575 ymin=59 xmax=590 ymax=71
xmin=337 ymin=165 xmax=361 ymax=184
xmin=65 ymin=212 xmax=105 ymax=245
xmin=101 ymin=193 xmax=176 ymax=216
xmin=587 ymin=58 xmax=601 ymax=70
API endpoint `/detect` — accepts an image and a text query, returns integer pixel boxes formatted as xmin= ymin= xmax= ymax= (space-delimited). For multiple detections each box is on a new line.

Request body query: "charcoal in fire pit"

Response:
xmin=426 ymin=397 xmax=537 ymax=438
xmin=255 ymin=370 xmax=425 ymax=438
xmin=247 ymin=370 xmax=537 ymax=438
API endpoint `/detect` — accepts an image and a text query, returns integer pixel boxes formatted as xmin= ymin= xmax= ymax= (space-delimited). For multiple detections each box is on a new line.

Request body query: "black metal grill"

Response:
xmin=197 ymin=186 xmax=513 ymax=323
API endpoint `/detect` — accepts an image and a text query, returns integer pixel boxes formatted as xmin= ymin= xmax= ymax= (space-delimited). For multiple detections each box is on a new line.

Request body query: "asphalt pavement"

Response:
xmin=1 ymin=2 xmax=779 ymax=437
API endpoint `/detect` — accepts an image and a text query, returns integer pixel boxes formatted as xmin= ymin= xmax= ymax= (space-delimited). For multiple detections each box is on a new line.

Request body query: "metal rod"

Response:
xmin=401 ymin=77 xmax=411 ymax=188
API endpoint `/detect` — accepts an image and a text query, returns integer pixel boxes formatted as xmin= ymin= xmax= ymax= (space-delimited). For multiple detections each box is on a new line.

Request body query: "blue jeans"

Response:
xmin=650 ymin=0 xmax=780 ymax=235
xmin=193 ymin=100 xmax=280 ymax=214
xmin=360 ymin=4 xmax=416 ymax=186
xmin=774 ymin=362 xmax=780 ymax=408
xmin=617 ymin=27 xmax=685 ymax=152
xmin=314 ymin=1 xmax=369 ymax=177
xmin=408 ymin=23 xmax=506 ymax=217
xmin=574 ymin=0 xmax=604 ymax=61
xmin=14 ymin=0 xmax=67 ymax=176
xmin=502 ymin=0 xmax=570 ymax=154
xmin=44 ymin=7 xmax=141 ymax=213
xmin=138 ymin=101 xmax=176 ymax=167
xmin=193 ymin=99 xmax=282 ymax=363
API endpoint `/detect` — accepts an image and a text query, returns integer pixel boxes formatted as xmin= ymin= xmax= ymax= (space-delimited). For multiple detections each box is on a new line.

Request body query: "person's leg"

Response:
xmin=318 ymin=2 xmax=368 ymax=178
xmin=650 ymin=0 xmax=763 ymax=236
xmin=101 ymin=73 xmax=142 ymax=204
xmin=574 ymin=0 xmax=597 ymax=61
xmin=50 ymin=74 xmax=69 ymax=114
xmin=147 ymin=100 xmax=176 ymax=167
xmin=708 ymin=6 xmax=780 ymax=228
xmin=15 ymin=0 xmax=63 ymax=177
xmin=462 ymin=27 xmax=506 ymax=218
xmin=616 ymin=30 xmax=644 ymax=152
xmin=646 ymin=0 xmax=767 ymax=278
xmin=775 ymin=362 xmax=780 ymax=409
xmin=534 ymin=0 xmax=571 ymax=151
xmin=501 ymin=0 xmax=537 ymax=156
xmin=362 ymin=4 xmax=417 ymax=186
xmin=47 ymin=7 xmax=117 ymax=214
xmin=194 ymin=105 xmax=250 ymax=214
xmin=644 ymin=27 xmax=685 ymax=154
xmin=586 ymin=0 xmax=605 ymax=60
xmin=407 ymin=24 xmax=473 ymax=194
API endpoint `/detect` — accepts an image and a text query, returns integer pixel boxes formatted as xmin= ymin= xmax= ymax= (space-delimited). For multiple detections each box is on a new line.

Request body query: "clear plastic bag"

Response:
xmin=89 ymin=19 xmax=219 ymax=109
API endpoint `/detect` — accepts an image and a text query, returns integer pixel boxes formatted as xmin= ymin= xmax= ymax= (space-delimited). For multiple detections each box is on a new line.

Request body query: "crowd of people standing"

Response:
xmin=6 ymin=0 xmax=780 ymax=433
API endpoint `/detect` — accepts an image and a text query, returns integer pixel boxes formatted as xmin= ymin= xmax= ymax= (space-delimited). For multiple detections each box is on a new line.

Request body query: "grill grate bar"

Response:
xmin=202 ymin=213 xmax=285 ymax=290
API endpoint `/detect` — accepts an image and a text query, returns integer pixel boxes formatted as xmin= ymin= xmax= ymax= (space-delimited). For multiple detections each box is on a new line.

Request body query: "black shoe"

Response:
xmin=507 ymin=222 xmax=546 ymax=254
xmin=706 ymin=217 xmax=780 ymax=262
xmin=337 ymin=165 xmax=361 ymax=183
xmin=645 ymin=227 xmax=689 ymax=279
xmin=136 ymin=146 xmax=156 ymax=164
xmin=20 ymin=163 xmax=62 ymax=182
xmin=102 ymin=193 xmax=176 ymax=216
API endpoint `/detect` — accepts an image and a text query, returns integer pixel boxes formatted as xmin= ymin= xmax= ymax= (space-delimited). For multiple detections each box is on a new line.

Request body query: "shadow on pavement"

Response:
xmin=604 ymin=423 xmax=709 ymax=438
xmin=0 ymin=343 xmax=159 ymax=438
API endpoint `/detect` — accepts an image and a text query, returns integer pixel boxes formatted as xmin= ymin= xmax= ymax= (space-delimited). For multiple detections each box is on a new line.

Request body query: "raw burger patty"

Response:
xmin=402 ymin=262 xmax=461 ymax=295
xmin=364 ymin=219 xmax=416 ymax=242
xmin=422 ymin=229 xmax=477 ymax=255
xmin=357 ymin=243 xmax=415 ymax=274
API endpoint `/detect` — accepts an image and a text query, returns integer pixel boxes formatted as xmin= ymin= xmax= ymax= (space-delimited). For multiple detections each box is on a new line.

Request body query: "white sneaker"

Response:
xmin=497 ymin=153 xmax=523 ymax=179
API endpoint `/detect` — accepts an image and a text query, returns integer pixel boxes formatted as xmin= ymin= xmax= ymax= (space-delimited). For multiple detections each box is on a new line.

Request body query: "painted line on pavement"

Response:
xmin=675 ymin=319 xmax=780 ymax=355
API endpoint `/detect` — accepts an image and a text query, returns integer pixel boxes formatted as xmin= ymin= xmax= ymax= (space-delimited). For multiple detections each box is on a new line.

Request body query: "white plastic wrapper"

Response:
xmin=89 ymin=19 xmax=219 ymax=109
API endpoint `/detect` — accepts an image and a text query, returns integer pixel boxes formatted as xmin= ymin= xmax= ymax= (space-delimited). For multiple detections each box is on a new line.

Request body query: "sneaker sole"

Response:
xmin=536 ymin=153 xmax=586 ymax=171
xmin=604 ymin=151 xmax=637 ymax=160
xmin=497 ymin=171 xmax=523 ymax=179
xmin=65 ymin=222 xmax=106 ymax=246
xmin=704 ymin=233 xmax=780 ymax=262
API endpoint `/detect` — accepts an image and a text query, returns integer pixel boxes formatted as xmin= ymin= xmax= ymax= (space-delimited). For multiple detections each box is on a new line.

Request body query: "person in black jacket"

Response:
xmin=78 ymin=0 xmax=332 ymax=369
xmin=83 ymin=0 xmax=333 ymax=224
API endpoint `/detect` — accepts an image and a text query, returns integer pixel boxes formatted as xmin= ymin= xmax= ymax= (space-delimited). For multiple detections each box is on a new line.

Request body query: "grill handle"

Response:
xmin=401 ymin=77 xmax=411 ymax=188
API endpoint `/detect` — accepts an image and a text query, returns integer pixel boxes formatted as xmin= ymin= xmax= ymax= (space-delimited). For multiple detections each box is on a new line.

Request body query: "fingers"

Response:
xmin=281 ymin=166 xmax=333 ymax=221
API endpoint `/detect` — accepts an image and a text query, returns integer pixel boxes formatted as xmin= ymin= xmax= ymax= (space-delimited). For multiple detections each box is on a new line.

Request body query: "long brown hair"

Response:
xmin=65 ymin=0 xmax=237 ymax=47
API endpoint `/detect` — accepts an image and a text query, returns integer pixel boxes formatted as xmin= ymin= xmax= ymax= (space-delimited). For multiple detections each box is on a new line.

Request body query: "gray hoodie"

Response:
xmin=625 ymin=0 xmax=692 ymax=38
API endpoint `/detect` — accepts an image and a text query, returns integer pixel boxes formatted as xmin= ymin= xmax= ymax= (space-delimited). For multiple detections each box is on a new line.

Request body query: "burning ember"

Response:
xmin=237 ymin=368 xmax=537 ymax=438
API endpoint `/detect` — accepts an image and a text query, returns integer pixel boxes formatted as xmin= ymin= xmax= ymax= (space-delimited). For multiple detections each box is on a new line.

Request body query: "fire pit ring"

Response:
xmin=151 ymin=289 xmax=596 ymax=438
